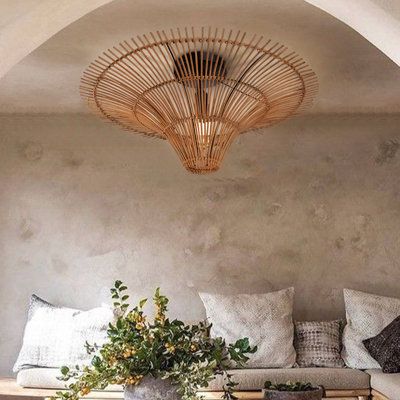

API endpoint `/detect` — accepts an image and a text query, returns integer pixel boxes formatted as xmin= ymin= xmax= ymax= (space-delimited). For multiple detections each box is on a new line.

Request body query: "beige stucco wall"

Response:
xmin=1 ymin=113 xmax=400 ymax=375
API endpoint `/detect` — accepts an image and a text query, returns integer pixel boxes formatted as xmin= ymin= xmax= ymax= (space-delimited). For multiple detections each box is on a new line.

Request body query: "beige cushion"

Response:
xmin=294 ymin=320 xmax=345 ymax=368
xmin=17 ymin=368 xmax=122 ymax=391
xmin=199 ymin=288 xmax=295 ymax=368
xmin=342 ymin=289 xmax=400 ymax=369
xmin=18 ymin=367 xmax=371 ymax=392
xmin=14 ymin=295 xmax=114 ymax=372
xmin=204 ymin=368 xmax=370 ymax=391
xmin=367 ymin=369 xmax=400 ymax=399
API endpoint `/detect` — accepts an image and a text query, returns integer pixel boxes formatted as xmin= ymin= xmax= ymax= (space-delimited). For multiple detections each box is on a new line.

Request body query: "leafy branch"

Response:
xmin=52 ymin=281 xmax=257 ymax=400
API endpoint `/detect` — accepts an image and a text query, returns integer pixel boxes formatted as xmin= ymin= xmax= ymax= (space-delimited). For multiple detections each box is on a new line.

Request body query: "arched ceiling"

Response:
xmin=1 ymin=0 xmax=400 ymax=81
xmin=305 ymin=0 xmax=400 ymax=66
xmin=0 ymin=0 xmax=399 ymax=114
xmin=0 ymin=0 xmax=114 ymax=79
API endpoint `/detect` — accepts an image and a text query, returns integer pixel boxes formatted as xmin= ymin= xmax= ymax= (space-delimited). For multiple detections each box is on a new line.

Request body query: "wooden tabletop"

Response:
xmin=0 ymin=378 xmax=123 ymax=399
xmin=0 ymin=379 xmax=266 ymax=400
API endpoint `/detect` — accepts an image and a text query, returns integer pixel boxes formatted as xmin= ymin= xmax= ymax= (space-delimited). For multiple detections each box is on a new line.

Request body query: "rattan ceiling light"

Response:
xmin=81 ymin=27 xmax=318 ymax=174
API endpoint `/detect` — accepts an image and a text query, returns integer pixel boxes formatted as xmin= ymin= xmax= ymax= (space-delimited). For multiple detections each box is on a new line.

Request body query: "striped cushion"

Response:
xmin=294 ymin=320 xmax=345 ymax=368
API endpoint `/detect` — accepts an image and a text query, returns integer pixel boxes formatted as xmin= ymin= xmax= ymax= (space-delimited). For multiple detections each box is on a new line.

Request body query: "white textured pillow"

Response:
xmin=342 ymin=289 xmax=400 ymax=369
xmin=14 ymin=295 xmax=114 ymax=372
xmin=200 ymin=288 xmax=295 ymax=368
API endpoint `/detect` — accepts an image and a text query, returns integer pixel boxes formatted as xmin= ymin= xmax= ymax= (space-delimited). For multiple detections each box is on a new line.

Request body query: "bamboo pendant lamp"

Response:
xmin=81 ymin=27 xmax=318 ymax=174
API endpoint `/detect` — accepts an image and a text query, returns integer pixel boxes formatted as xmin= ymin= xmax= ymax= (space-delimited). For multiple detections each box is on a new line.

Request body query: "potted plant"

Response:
xmin=52 ymin=281 xmax=257 ymax=400
xmin=263 ymin=381 xmax=324 ymax=400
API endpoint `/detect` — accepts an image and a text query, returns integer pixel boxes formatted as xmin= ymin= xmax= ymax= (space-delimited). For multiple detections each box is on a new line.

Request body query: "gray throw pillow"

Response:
xmin=363 ymin=315 xmax=400 ymax=373
xmin=294 ymin=320 xmax=345 ymax=368
xmin=199 ymin=288 xmax=296 ymax=368
xmin=14 ymin=295 xmax=114 ymax=372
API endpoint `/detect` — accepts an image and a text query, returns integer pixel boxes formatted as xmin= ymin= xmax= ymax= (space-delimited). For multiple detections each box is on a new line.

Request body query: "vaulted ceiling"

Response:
xmin=0 ymin=0 xmax=399 ymax=114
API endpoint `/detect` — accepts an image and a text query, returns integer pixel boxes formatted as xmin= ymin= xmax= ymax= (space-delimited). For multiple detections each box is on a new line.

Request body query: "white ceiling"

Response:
xmin=0 ymin=0 xmax=400 ymax=114
xmin=305 ymin=0 xmax=400 ymax=66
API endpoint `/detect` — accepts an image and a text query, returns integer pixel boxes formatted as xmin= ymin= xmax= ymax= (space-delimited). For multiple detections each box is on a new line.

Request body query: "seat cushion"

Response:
xmin=203 ymin=368 xmax=370 ymax=391
xmin=18 ymin=367 xmax=370 ymax=392
xmin=17 ymin=368 xmax=122 ymax=391
xmin=367 ymin=369 xmax=400 ymax=399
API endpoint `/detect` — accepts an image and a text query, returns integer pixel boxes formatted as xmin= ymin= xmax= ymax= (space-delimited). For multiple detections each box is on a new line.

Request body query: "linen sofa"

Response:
xmin=5 ymin=288 xmax=400 ymax=400
xmin=6 ymin=366 xmax=399 ymax=400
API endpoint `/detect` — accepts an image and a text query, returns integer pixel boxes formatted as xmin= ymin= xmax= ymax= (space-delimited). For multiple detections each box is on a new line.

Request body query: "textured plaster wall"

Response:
xmin=1 ymin=113 xmax=400 ymax=375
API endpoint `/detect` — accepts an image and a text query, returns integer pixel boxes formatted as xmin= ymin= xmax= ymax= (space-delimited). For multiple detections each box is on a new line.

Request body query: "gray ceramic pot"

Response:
xmin=262 ymin=387 xmax=324 ymax=400
xmin=124 ymin=377 xmax=181 ymax=400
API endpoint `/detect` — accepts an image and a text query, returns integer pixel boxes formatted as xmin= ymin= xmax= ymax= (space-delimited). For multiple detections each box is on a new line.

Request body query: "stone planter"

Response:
xmin=124 ymin=377 xmax=181 ymax=400
xmin=263 ymin=387 xmax=324 ymax=400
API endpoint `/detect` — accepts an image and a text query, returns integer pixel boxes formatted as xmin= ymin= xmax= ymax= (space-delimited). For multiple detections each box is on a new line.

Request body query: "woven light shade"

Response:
xmin=81 ymin=27 xmax=317 ymax=174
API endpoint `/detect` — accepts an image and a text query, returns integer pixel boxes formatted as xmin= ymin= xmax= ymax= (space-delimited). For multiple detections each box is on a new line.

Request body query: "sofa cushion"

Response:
xmin=204 ymin=368 xmax=370 ymax=391
xmin=342 ymin=289 xmax=400 ymax=369
xmin=294 ymin=320 xmax=345 ymax=368
xmin=14 ymin=295 xmax=114 ymax=372
xmin=367 ymin=369 xmax=400 ymax=399
xmin=17 ymin=368 xmax=122 ymax=391
xmin=199 ymin=288 xmax=295 ymax=368
xmin=364 ymin=316 xmax=400 ymax=373
xmin=19 ymin=367 xmax=371 ymax=393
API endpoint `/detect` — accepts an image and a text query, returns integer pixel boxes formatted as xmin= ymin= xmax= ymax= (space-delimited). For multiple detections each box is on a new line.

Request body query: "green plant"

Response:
xmin=264 ymin=381 xmax=317 ymax=392
xmin=53 ymin=281 xmax=257 ymax=400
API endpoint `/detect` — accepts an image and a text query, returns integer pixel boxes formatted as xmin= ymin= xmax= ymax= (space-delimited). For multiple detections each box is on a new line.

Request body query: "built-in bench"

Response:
xmin=0 ymin=378 xmax=375 ymax=400
xmin=199 ymin=390 xmax=371 ymax=400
